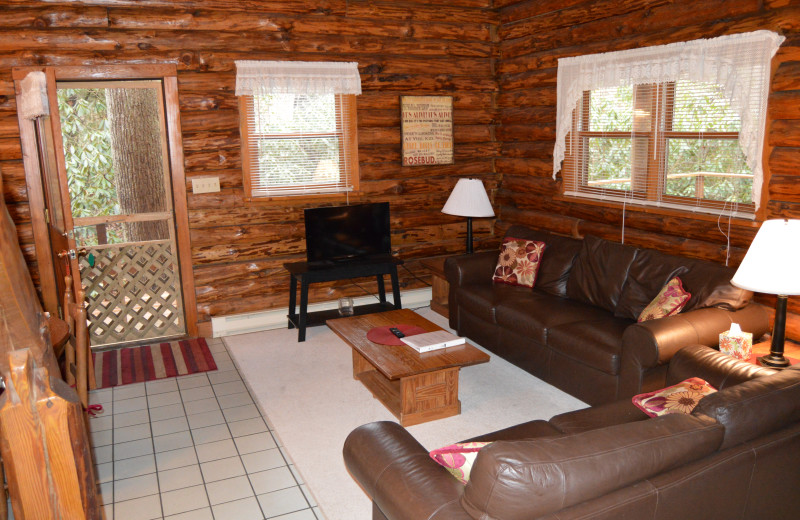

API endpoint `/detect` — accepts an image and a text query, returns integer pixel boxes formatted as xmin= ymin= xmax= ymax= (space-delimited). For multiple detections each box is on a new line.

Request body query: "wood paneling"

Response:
xmin=496 ymin=0 xmax=800 ymax=336
xmin=0 ymin=0 xmax=499 ymax=324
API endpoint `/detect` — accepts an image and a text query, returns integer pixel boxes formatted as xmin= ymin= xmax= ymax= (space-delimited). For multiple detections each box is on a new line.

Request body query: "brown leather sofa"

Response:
xmin=343 ymin=346 xmax=800 ymax=520
xmin=446 ymin=225 xmax=770 ymax=405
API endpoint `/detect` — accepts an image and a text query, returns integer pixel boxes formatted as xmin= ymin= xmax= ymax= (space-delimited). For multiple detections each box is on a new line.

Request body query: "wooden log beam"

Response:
xmin=108 ymin=7 xmax=493 ymax=42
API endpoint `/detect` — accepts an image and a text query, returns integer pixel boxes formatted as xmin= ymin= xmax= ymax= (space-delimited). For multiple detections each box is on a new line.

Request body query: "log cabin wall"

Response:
xmin=495 ymin=0 xmax=800 ymax=340
xmin=0 ymin=0 xmax=500 ymax=330
xmin=4 ymin=0 xmax=800 ymax=340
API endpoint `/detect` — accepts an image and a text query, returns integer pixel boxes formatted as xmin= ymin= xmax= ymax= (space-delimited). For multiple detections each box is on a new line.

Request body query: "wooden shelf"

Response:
xmin=288 ymin=302 xmax=396 ymax=329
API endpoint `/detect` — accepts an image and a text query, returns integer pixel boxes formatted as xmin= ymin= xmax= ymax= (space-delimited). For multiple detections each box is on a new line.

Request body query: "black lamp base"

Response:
xmin=758 ymin=294 xmax=792 ymax=369
xmin=757 ymin=354 xmax=791 ymax=368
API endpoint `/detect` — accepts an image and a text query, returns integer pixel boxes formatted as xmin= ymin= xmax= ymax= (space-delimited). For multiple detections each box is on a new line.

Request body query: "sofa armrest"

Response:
xmin=343 ymin=421 xmax=472 ymax=520
xmin=444 ymin=251 xmax=497 ymax=288
xmin=665 ymin=344 xmax=776 ymax=388
xmin=445 ymin=251 xmax=498 ymax=330
xmin=618 ymin=303 xmax=769 ymax=398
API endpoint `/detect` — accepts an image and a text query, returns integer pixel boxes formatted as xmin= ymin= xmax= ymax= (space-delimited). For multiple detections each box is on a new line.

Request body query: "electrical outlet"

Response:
xmin=192 ymin=176 xmax=220 ymax=194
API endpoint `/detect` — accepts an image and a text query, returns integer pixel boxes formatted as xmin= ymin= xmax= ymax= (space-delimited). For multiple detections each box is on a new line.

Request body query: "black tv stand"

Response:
xmin=284 ymin=255 xmax=403 ymax=342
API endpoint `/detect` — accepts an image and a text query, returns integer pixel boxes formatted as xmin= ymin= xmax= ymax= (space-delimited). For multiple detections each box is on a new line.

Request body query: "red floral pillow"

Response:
xmin=632 ymin=377 xmax=716 ymax=417
xmin=638 ymin=276 xmax=691 ymax=322
xmin=492 ymin=237 xmax=546 ymax=288
xmin=430 ymin=441 xmax=492 ymax=484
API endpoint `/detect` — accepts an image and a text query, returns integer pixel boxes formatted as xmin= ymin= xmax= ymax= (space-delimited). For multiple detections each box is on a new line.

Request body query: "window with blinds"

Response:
xmin=563 ymin=80 xmax=754 ymax=216
xmin=240 ymin=93 xmax=359 ymax=198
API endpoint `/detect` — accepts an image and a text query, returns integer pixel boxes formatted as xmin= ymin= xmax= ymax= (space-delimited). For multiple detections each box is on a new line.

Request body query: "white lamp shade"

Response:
xmin=441 ymin=178 xmax=494 ymax=218
xmin=731 ymin=219 xmax=800 ymax=295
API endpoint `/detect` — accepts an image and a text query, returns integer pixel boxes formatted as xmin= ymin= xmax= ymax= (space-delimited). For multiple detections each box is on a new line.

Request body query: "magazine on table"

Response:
xmin=400 ymin=330 xmax=466 ymax=353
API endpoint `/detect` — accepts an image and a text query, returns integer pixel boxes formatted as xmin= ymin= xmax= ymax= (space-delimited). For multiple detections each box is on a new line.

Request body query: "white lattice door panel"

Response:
xmin=79 ymin=240 xmax=186 ymax=347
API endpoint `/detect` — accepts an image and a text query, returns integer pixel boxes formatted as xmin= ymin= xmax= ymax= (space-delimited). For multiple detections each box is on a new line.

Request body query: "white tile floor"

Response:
xmin=85 ymin=337 xmax=324 ymax=520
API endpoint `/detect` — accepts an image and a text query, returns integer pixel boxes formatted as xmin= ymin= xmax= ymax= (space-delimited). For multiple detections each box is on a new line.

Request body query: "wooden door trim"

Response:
xmin=12 ymin=81 xmax=59 ymax=315
xmin=163 ymin=76 xmax=198 ymax=337
xmin=12 ymin=64 xmax=198 ymax=337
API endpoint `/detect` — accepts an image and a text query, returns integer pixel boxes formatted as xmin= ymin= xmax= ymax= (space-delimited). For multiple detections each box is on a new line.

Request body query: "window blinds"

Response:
xmin=554 ymin=31 xmax=784 ymax=215
xmin=235 ymin=61 xmax=361 ymax=198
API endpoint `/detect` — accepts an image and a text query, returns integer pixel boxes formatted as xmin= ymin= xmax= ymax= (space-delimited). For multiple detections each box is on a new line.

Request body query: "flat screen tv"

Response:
xmin=304 ymin=202 xmax=391 ymax=263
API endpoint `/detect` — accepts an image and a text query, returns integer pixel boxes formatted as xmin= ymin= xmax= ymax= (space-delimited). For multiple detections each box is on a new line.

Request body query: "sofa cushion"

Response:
xmin=461 ymin=413 xmax=724 ymax=520
xmin=504 ymin=225 xmax=582 ymax=297
xmin=465 ymin=419 xmax=563 ymax=443
xmin=638 ymin=276 xmax=692 ymax=322
xmin=455 ymin=283 xmax=531 ymax=325
xmin=679 ymin=259 xmax=751 ymax=311
xmin=494 ymin=294 xmax=613 ymax=345
xmin=614 ymin=248 xmax=689 ymax=319
xmin=567 ymin=235 xmax=638 ymax=312
xmin=547 ymin=317 xmax=632 ymax=375
xmin=632 ymin=377 xmax=716 ymax=417
xmin=549 ymin=399 xmax=649 ymax=434
xmin=693 ymin=365 xmax=800 ymax=449
xmin=492 ymin=237 xmax=545 ymax=288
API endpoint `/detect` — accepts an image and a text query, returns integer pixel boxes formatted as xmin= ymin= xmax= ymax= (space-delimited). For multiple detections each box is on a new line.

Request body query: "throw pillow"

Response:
xmin=492 ymin=237 xmax=546 ymax=288
xmin=632 ymin=377 xmax=717 ymax=417
xmin=638 ymin=276 xmax=691 ymax=322
xmin=430 ymin=441 xmax=492 ymax=484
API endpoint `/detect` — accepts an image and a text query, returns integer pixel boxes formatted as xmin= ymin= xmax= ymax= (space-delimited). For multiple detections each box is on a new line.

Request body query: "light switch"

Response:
xmin=192 ymin=176 xmax=220 ymax=194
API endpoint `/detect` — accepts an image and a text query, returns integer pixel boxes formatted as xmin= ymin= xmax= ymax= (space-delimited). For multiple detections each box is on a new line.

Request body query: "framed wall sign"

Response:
xmin=400 ymin=96 xmax=453 ymax=166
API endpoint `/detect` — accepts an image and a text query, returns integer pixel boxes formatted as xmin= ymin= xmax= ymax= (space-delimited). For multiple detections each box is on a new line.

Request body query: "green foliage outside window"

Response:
xmin=57 ymin=88 xmax=124 ymax=245
xmin=57 ymin=88 xmax=118 ymax=217
xmin=581 ymin=82 xmax=752 ymax=204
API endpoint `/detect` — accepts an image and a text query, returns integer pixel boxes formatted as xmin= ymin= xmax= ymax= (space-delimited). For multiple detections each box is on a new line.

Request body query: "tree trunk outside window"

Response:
xmin=106 ymin=88 xmax=169 ymax=242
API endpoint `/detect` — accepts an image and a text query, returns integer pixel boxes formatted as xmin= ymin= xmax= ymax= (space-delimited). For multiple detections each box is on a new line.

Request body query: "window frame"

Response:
xmin=239 ymin=92 xmax=359 ymax=201
xmin=564 ymin=81 xmax=756 ymax=217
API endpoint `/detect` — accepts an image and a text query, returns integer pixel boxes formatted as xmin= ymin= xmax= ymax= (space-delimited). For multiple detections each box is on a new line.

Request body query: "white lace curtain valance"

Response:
xmin=234 ymin=60 xmax=362 ymax=96
xmin=553 ymin=30 xmax=784 ymax=209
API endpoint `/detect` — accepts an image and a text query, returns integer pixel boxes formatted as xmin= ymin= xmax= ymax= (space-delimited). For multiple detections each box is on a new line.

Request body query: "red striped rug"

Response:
xmin=92 ymin=338 xmax=217 ymax=389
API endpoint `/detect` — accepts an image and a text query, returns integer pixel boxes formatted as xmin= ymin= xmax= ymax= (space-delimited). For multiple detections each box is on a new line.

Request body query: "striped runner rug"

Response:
xmin=92 ymin=338 xmax=217 ymax=389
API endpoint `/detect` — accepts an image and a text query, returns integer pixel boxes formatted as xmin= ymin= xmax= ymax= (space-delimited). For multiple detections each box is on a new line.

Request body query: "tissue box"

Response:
xmin=719 ymin=329 xmax=753 ymax=360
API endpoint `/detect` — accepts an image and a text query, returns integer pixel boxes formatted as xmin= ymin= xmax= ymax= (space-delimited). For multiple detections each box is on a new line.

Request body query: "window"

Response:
xmin=235 ymin=61 xmax=361 ymax=198
xmin=554 ymin=31 xmax=784 ymax=218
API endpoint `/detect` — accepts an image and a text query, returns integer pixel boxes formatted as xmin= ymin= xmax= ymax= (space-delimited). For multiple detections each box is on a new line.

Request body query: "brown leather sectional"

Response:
xmin=343 ymin=346 xmax=800 ymax=519
xmin=445 ymin=225 xmax=770 ymax=405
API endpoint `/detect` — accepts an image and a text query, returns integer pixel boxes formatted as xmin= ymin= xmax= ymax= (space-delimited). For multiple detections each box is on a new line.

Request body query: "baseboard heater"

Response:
xmin=210 ymin=287 xmax=433 ymax=338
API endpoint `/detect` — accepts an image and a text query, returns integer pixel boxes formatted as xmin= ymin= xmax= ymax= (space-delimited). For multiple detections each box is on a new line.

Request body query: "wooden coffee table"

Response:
xmin=327 ymin=309 xmax=490 ymax=426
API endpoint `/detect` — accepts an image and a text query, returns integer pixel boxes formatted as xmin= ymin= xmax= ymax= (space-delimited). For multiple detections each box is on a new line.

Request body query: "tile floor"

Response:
xmin=85 ymin=337 xmax=325 ymax=520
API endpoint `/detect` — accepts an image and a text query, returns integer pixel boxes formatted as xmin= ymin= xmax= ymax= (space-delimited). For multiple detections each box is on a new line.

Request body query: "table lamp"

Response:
xmin=441 ymin=178 xmax=494 ymax=254
xmin=731 ymin=219 xmax=800 ymax=367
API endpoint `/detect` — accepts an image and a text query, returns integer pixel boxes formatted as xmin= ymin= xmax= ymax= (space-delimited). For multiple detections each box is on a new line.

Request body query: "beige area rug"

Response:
xmin=224 ymin=307 xmax=586 ymax=520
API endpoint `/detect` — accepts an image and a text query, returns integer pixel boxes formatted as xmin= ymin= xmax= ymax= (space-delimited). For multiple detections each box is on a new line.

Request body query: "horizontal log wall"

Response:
xmin=0 ymin=0 xmax=500 ymax=326
xmin=497 ymin=0 xmax=800 ymax=339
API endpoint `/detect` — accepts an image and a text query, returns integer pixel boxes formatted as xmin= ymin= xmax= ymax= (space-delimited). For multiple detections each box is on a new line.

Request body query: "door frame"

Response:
xmin=12 ymin=64 xmax=198 ymax=337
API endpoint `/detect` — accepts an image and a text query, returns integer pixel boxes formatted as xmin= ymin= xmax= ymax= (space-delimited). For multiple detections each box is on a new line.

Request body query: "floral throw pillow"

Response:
xmin=632 ymin=377 xmax=717 ymax=417
xmin=492 ymin=237 xmax=546 ymax=288
xmin=638 ymin=276 xmax=691 ymax=322
xmin=429 ymin=441 xmax=492 ymax=484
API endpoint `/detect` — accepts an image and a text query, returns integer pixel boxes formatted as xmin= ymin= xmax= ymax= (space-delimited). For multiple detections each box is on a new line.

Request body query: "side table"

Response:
xmin=421 ymin=256 xmax=450 ymax=318
xmin=751 ymin=336 xmax=800 ymax=366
